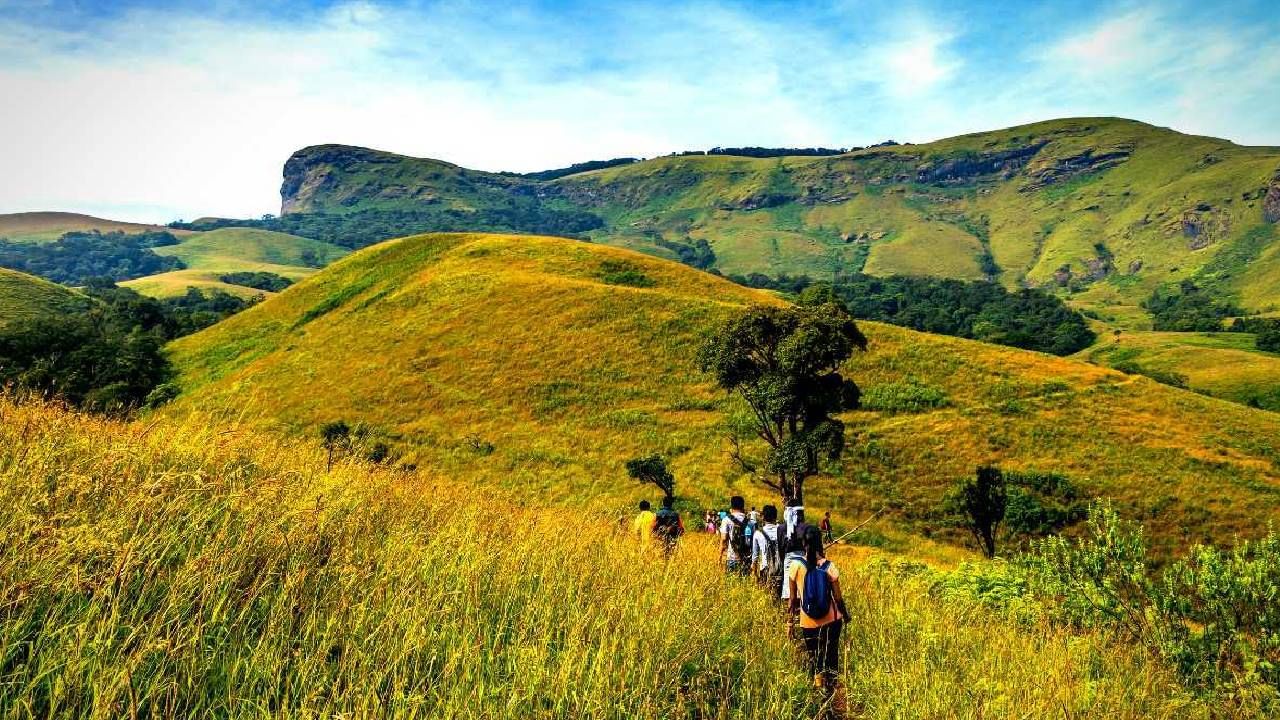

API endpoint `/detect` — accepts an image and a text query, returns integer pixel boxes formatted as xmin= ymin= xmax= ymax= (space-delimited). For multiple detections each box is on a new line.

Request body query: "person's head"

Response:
xmin=803 ymin=524 xmax=824 ymax=567
xmin=824 ymin=511 xmax=830 ymax=518
xmin=763 ymin=505 xmax=778 ymax=523
xmin=639 ymin=500 xmax=651 ymax=511
xmin=661 ymin=495 xmax=674 ymax=509
xmin=731 ymin=495 xmax=745 ymax=512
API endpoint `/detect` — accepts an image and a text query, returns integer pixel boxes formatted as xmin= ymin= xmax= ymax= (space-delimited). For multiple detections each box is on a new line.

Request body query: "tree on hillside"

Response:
xmin=699 ymin=303 xmax=867 ymax=507
xmin=626 ymin=454 xmax=676 ymax=501
xmin=321 ymin=421 xmax=351 ymax=472
xmin=948 ymin=466 xmax=1008 ymax=558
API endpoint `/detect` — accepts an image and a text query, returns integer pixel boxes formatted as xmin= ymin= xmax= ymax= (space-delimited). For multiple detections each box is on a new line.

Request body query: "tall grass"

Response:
xmin=0 ymin=397 xmax=1234 ymax=718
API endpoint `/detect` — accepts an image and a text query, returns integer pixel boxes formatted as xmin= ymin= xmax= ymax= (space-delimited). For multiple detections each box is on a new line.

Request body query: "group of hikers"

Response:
xmin=633 ymin=495 xmax=847 ymax=697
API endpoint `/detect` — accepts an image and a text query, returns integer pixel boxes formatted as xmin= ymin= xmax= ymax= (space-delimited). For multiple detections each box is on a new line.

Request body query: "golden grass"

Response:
xmin=0 ymin=211 xmax=178 ymax=244
xmin=165 ymin=233 xmax=1280 ymax=560
xmin=0 ymin=395 xmax=1226 ymax=718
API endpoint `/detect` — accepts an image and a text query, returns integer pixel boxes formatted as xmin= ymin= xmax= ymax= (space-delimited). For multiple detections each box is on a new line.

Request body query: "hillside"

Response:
xmin=167 ymin=232 xmax=1280 ymax=557
xmin=277 ymin=118 xmax=1280 ymax=324
xmin=0 ymin=267 xmax=90 ymax=328
xmin=121 ymin=227 xmax=348 ymax=298
xmin=0 ymin=211 xmax=176 ymax=243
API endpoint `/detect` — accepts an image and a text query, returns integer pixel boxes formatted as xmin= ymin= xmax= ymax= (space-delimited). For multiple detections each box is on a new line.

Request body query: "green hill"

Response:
xmin=121 ymin=227 xmax=348 ymax=298
xmin=276 ymin=118 xmax=1280 ymax=324
xmin=0 ymin=211 xmax=175 ymax=244
xmin=0 ymin=267 xmax=91 ymax=328
xmin=167 ymin=232 xmax=1280 ymax=558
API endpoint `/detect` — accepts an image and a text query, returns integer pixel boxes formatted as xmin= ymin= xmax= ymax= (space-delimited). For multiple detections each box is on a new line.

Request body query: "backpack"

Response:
xmin=762 ymin=530 xmax=783 ymax=580
xmin=801 ymin=560 xmax=833 ymax=620
xmin=727 ymin=514 xmax=751 ymax=560
xmin=654 ymin=508 xmax=682 ymax=541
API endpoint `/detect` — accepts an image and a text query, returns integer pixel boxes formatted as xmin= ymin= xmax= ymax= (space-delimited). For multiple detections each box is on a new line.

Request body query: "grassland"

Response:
xmin=121 ymin=227 xmax=348 ymax=298
xmin=1083 ymin=330 xmax=1280 ymax=409
xmin=166 ymin=232 xmax=1280 ymax=559
xmin=0 ymin=267 xmax=90 ymax=328
xmin=0 ymin=395 xmax=1227 ymax=718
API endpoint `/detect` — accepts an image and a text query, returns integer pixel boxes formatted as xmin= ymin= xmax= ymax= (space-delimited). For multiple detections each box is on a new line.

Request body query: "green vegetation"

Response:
xmin=0 ymin=267 xmax=91 ymax=328
xmin=699 ymin=302 xmax=867 ymax=505
xmin=221 ymin=270 xmax=294 ymax=292
xmin=1145 ymin=280 xmax=1241 ymax=331
xmin=0 ymin=230 xmax=183 ymax=284
xmin=518 ymin=157 xmax=639 ymax=181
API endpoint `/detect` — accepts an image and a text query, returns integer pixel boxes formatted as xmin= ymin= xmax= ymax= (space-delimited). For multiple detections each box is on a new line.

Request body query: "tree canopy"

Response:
xmin=699 ymin=303 xmax=867 ymax=505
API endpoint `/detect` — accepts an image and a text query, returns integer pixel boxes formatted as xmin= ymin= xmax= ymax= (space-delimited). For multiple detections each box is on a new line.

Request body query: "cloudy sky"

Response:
xmin=1 ymin=0 xmax=1277 ymax=223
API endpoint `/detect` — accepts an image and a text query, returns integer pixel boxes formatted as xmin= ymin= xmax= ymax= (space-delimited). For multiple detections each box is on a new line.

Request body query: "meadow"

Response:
xmin=0 ymin=395 xmax=1227 ymax=719
xmin=0 ymin=267 xmax=90 ymax=329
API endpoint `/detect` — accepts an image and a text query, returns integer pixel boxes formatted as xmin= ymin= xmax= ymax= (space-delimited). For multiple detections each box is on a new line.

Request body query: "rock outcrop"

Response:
xmin=1020 ymin=145 xmax=1133 ymax=192
xmin=1265 ymin=172 xmax=1280 ymax=223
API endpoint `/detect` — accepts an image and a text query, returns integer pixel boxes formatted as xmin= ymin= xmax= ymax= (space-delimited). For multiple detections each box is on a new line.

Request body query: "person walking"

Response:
xmin=652 ymin=495 xmax=684 ymax=555
xmin=633 ymin=500 xmax=656 ymax=547
xmin=820 ymin=511 xmax=834 ymax=544
xmin=750 ymin=505 xmax=783 ymax=592
xmin=788 ymin=525 xmax=847 ymax=694
xmin=719 ymin=496 xmax=750 ymax=575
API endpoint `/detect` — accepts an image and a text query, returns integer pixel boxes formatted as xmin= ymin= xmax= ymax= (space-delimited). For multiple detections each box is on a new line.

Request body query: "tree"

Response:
xmin=626 ymin=454 xmax=675 ymax=500
xmin=949 ymin=466 xmax=1008 ymax=558
xmin=320 ymin=421 xmax=351 ymax=472
xmin=699 ymin=303 xmax=867 ymax=506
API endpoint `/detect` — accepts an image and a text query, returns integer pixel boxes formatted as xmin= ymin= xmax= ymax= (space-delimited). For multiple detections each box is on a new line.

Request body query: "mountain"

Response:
xmin=121 ymin=227 xmax=348 ymax=298
xmin=166 ymin=232 xmax=1280 ymax=557
xmin=277 ymin=118 xmax=1280 ymax=324
xmin=0 ymin=267 xmax=91 ymax=328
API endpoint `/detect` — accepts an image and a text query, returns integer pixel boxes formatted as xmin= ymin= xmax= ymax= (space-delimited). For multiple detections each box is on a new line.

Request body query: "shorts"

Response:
xmin=801 ymin=619 xmax=843 ymax=681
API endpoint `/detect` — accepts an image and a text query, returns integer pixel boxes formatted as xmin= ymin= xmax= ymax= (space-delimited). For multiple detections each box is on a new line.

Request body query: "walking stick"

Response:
xmin=824 ymin=504 xmax=893 ymax=550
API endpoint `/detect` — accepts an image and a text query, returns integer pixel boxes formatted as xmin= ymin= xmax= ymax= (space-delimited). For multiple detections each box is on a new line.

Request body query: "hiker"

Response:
xmin=750 ymin=504 xmax=783 ymax=592
xmin=719 ymin=496 xmax=751 ymax=575
xmin=633 ymin=500 xmax=656 ymax=546
xmin=788 ymin=525 xmax=847 ymax=693
xmin=779 ymin=531 xmax=807 ymax=605
xmin=704 ymin=511 xmax=716 ymax=533
xmin=746 ymin=508 xmax=758 ymax=540
xmin=821 ymin=511 xmax=833 ymax=544
xmin=652 ymin=495 xmax=684 ymax=554
xmin=784 ymin=503 xmax=806 ymax=539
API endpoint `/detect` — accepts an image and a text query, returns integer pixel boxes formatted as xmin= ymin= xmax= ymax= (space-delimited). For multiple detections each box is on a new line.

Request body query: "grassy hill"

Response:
xmin=278 ymin=118 xmax=1280 ymax=324
xmin=167 ymin=232 xmax=1280 ymax=558
xmin=0 ymin=394 xmax=1215 ymax=718
xmin=121 ymin=227 xmax=348 ymax=298
xmin=0 ymin=211 xmax=176 ymax=243
xmin=0 ymin=267 xmax=90 ymax=328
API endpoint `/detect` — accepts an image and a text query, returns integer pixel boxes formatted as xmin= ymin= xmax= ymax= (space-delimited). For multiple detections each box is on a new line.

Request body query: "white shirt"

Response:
xmin=751 ymin=523 xmax=779 ymax=571
xmin=719 ymin=511 xmax=747 ymax=562
xmin=783 ymin=505 xmax=805 ymax=536
xmin=780 ymin=551 xmax=806 ymax=599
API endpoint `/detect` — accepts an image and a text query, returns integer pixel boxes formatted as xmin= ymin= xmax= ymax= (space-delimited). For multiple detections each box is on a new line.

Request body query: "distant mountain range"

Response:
xmin=271 ymin=117 xmax=1280 ymax=325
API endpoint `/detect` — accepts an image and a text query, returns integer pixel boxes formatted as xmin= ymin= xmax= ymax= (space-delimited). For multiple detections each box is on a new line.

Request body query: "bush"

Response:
xmin=220 ymin=271 xmax=293 ymax=292
xmin=0 ymin=230 xmax=184 ymax=284
xmin=861 ymin=379 xmax=948 ymax=412
xmin=599 ymin=260 xmax=656 ymax=288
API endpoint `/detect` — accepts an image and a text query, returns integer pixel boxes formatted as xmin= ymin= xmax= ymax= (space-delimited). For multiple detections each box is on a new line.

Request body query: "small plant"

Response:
xmin=861 ymin=379 xmax=948 ymax=413
xmin=599 ymin=260 xmax=656 ymax=288
xmin=320 ymin=420 xmax=351 ymax=471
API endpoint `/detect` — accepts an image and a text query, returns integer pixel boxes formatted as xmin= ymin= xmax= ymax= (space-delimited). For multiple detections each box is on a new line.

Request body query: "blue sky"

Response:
xmin=1 ymin=0 xmax=1278 ymax=222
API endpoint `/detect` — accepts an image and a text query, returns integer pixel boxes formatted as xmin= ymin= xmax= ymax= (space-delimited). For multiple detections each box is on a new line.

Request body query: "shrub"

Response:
xmin=861 ymin=379 xmax=949 ymax=412
xmin=599 ymin=260 xmax=656 ymax=288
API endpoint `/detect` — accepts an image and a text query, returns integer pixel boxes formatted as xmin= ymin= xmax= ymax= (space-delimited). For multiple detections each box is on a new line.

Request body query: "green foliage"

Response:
xmin=699 ymin=302 xmax=867 ymax=504
xmin=1003 ymin=471 xmax=1088 ymax=540
xmin=1257 ymin=323 xmax=1280 ymax=353
xmin=946 ymin=466 xmax=1007 ymax=558
xmin=599 ymin=260 xmax=656 ymax=287
xmin=1023 ymin=502 xmax=1280 ymax=704
xmin=0 ymin=230 xmax=184 ymax=284
xmin=1145 ymin=280 xmax=1241 ymax=332
xmin=861 ymin=379 xmax=949 ymax=412
xmin=1112 ymin=360 xmax=1190 ymax=389
xmin=220 ymin=271 xmax=294 ymax=292
xmin=518 ymin=157 xmax=639 ymax=181
xmin=625 ymin=453 xmax=675 ymax=499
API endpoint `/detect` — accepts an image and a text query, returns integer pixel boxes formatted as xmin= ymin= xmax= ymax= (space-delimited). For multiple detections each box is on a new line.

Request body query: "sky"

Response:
xmin=1 ymin=0 xmax=1278 ymax=223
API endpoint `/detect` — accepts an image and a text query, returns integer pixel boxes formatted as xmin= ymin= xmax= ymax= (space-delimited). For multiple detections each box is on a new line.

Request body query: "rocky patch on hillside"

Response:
xmin=1020 ymin=145 xmax=1133 ymax=192
xmin=1265 ymin=172 xmax=1280 ymax=223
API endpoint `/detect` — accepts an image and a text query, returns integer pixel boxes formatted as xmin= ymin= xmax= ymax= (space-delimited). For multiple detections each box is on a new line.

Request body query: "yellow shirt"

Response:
xmin=788 ymin=558 xmax=842 ymax=628
xmin=633 ymin=510 xmax=657 ymax=544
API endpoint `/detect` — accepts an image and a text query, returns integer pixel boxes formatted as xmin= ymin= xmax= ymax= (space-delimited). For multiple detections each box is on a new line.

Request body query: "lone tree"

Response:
xmin=699 ymin=303 xmax=867 ymax=506
xmin=320 ymin=420 xmax=351 ymax=472
xmin=626 ymin=454 xmax=676 ymax=500
xmin=949 ymin=466 xmax=1008 ymax=558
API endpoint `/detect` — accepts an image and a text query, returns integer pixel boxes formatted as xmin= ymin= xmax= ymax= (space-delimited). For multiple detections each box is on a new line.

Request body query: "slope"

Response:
xmin=167 ymin=232 xmax=1280 ymax=557
xmin=0 ymin=267 xmax=91 ymax=328
xmin=121 ymin=227 xmax=348 ymax=298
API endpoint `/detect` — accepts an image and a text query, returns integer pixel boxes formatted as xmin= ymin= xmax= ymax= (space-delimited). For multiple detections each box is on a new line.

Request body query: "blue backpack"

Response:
xmin=801 ymin=560 xmax=833 ymax=620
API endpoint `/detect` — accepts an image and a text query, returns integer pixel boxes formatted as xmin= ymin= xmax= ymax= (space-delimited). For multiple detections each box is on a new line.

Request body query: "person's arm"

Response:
xmin=719 ymin=520 xmax=728 ymax=558
xmin=831 ymin=566 xmax=848 ymax=619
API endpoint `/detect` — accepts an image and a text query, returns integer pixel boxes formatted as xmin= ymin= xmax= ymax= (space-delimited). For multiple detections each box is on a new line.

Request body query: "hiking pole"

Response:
xmin=824 ymin=505 xmax=891 ymax=550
